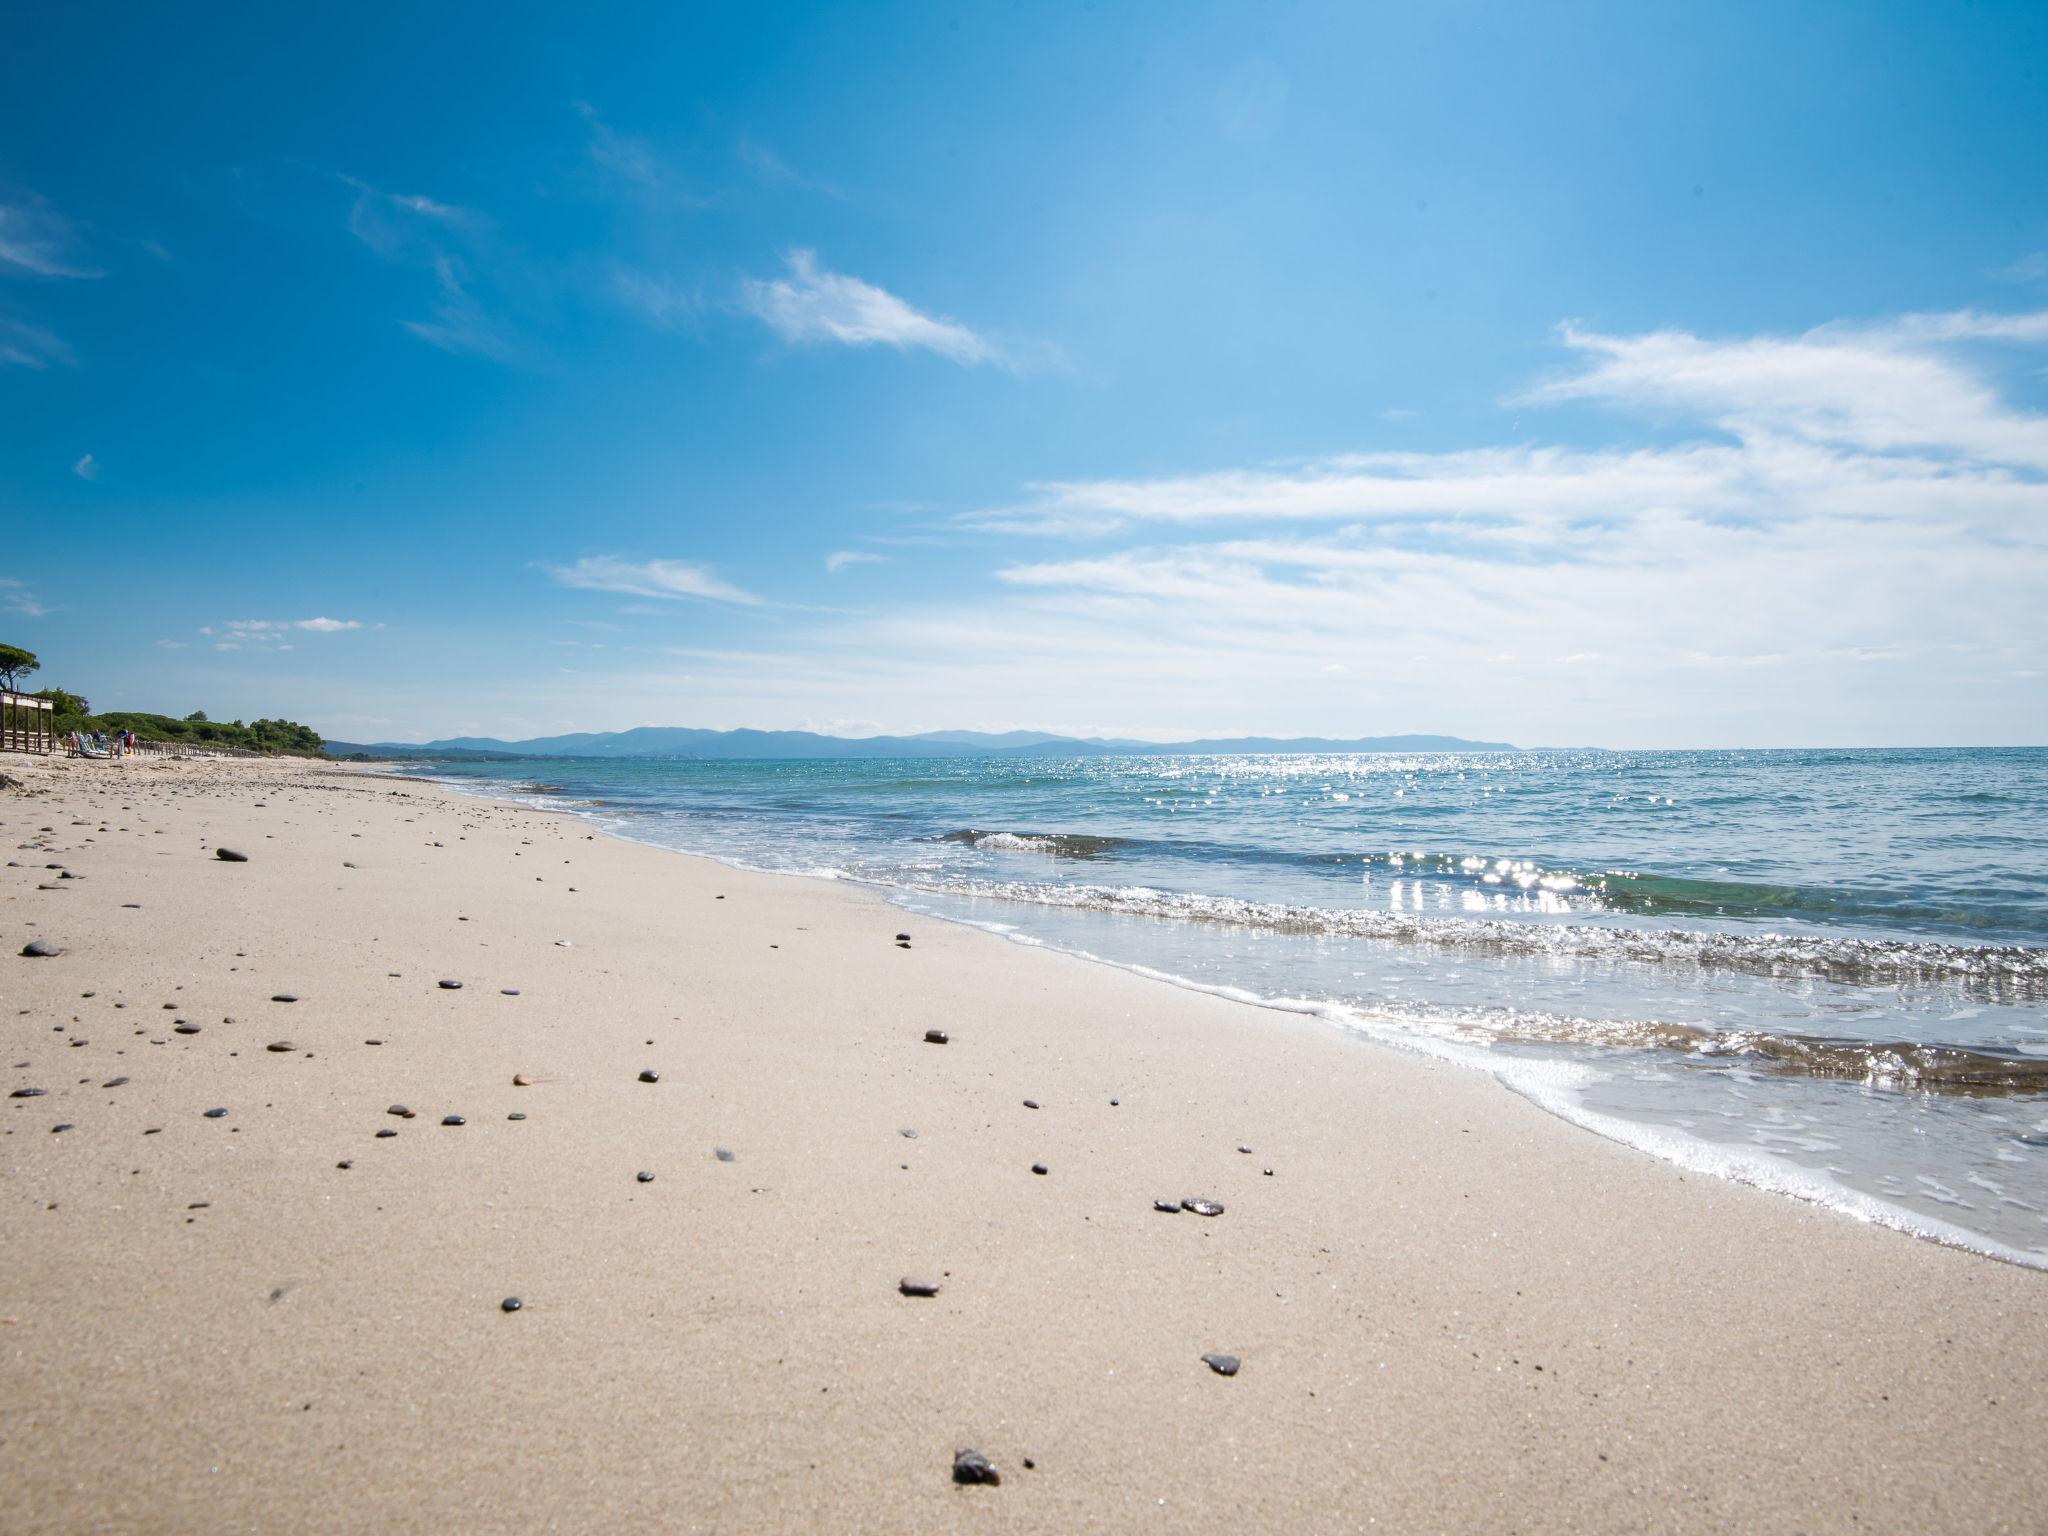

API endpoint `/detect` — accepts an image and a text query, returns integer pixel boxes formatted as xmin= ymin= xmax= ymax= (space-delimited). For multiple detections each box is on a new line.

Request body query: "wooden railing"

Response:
xmin=1 ymin=691 xmax=55 ymax=755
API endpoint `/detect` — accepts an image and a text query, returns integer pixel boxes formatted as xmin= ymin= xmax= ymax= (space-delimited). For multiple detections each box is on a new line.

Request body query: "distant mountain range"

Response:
xmin=323 ymin=726 xmax=1515 ymax=761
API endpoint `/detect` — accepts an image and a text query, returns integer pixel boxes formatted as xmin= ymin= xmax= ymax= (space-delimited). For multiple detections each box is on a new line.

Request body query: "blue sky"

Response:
xmin=4 ymin=0 xmax=2045 ymax=746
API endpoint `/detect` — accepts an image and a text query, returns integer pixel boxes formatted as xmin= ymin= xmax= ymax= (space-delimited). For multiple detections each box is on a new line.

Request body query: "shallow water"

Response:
xmin=426 ymin=747 xmax=2048 ymax=1265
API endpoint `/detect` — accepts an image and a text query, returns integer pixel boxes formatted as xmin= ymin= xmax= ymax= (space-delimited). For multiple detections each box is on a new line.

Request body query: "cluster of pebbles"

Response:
xmin=7 ymin=772 xmax=1260 ymax=1496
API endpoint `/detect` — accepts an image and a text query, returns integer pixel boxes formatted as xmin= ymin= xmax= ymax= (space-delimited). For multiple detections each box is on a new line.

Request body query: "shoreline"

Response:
xmin=430 ymin=761 xmax=2048 ymax=1272
xmin=4 ymin=753 xmax=2044 ymax=1532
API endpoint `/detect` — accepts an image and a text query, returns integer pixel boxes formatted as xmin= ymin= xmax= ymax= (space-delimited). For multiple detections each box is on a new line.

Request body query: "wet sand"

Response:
xmin=3 ymin=754 xmax=2045 ymax=1533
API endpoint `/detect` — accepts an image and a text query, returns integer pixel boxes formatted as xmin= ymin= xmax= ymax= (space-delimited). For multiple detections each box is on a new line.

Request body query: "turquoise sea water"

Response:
xmin=425 ymin=747 xmax=2048 ymax=1265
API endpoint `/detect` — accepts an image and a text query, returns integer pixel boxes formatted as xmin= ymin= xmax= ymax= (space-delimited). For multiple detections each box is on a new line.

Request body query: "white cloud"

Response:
xmin=0 ymin=578 xmax=47 ymax=618
xmin=611 ymin=267 xmax=700 ymax=330
xmin=824 ymin=550 xmax=887 ymax=573
xmin=740 ymin=249 xmax=997 ymax=366
xmin=196 ymin=617 xmax=363 ymax=652
xmin=1530 ymin=314 xmax=2048 ymax=469
xmin=71 ymin=453 xmax=96 ymax=481
xmin=0 ymin=199 xmax=99 ymax=278
xmin=547 ymin=555 xmax=762 ymax=606
xmin=154 ymin=639 xmax=188 ymax=649
xmin=342 ymin=177 xmax=517 ymax=362
xmin=399 ymin=254 xmax=517 ymax=362
xmin=0 ymin=318 xmax=74 ymax=370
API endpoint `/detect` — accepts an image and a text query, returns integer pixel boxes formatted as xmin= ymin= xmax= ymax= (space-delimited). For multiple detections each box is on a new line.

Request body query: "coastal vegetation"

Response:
xmin=1 ymin=643 xmax=324 ymax=755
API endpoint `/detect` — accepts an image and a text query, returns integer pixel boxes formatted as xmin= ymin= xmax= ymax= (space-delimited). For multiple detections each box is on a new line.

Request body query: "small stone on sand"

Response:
xmin=638 ymin=1069 xmax=659 ymax=1083
xmin=215 ymin=848 xmax=248 ymax=862
xmin=376 ymin=1128 xmax=397 ymax=1138
xmin=952 ymin=1449 xmax=1000 ymax=1486
xmin=923 ymin=1029 xmax=949 ymax=1045
xmin=388 ymin=1105 xmax=415 ymax=1118
xmin=1031 ymin=1162 xmax=1048 ymax=1175
xmin=11 ymin=1087 xmax=47 ymax=1098
xmin=173 ymin=1023 xmax=200 ymax=1034
xmin=714 ymin=1148 xmax=735 ymax=1162
xmin=20 ymin=940 xmax=62 ymax=958
xmin=899 ymin=1277 xmax=940 ymax=1297
xmin=441 ymin=1115 xmax=465 ymax=1126
xmin=270 ymin=994 xmax=298 ymax=1004
xmin=512 ymin=1073 xmax=532 ymax=1087
xmin=203 ymin=1108 xmax=228 ymax=1119
xmin=1153 ymin=1200 xmax=1180 ymax=1213
xmin=1182 ymin=1198 xmax=1224 ymax=1217
xmin=501 ymin=1297 xmax=522 ymax=1312
xmin=438 ymin=979 xmax=462 ymax=990
xmin=266 ymin=1041 xmax=295 ymax=1053
xmin=1201 ymin=1353 xmax=1240 ymax=1376
xmin=636 ymin=1171 xmax=655 ymax=1183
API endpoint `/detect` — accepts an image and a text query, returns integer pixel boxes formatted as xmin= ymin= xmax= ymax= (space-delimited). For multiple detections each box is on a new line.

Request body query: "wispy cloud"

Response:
xmin=342 ymin=176 xmax=518 ymax=362
xmin=610 ymin=266 xmax=701 ymax=331
xmin=824 ymin=550 xmax=887 ymax=573
xmin=0 ymin=578 xmax=48 ymax=618
xmin=0 ymin=317 xmax=74 ymax=370
xmin=0 ymin=199 xmax=100 ymax=278
xmin=574 ymin=101 xmax=708 ymax=208
xmin=197 ymin=617 xmax=366 ymax=652
xmin=546 ymin=555 xmax=762 ymax=606
xmin=737 ymin=138 xmax=843 ymax=199
xmin=71 ymin=453 xmax=97 ymax=481
xmin=401 ymin=254 xmax=519 ymax=362
xmin=154 ymin=638 xmax=189 ymax=649
xmin=740 ymin=249 xmax=998 ymax=366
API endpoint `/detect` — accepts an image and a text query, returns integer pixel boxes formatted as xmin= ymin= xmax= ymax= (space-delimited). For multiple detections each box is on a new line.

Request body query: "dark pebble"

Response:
xmin=1023 ymin=1100 xmax=1039 ymax=1109
xmin=1182 ymin=1198 xmax=1224 ymax=1217
xmin=441 ymin=1115 xmax=465 ymax=1126
xmin=899 ymin=1277 xmax=940 ymax=1297
xmin=900 ymin=1129 xmax=918 ymax=1139
xmin=376 ymin=1128 xmax=397 ymax=1138
xmin=215 ymin=848 xmax=248 ymax=862
xmin=500 ymin=988 xmax=520 ymax=996
xmin=1264 ymin=1168 xmax=1274 ymax=1176
xmin=103 ymin=1077 xmax=128 ymax=1088
xmin=1152 ymin=1200 xmax=1180 ymax=1214
xmin=714 ymin=1147 xmax=735 ymax=1162
xmin=203 ymin=1108 xmax=228 ymax=1119
xmin=173 ymin=1023 xmax=200 ymax=1035
xmin=1201 ymin=1353 xmax=1241 ymax=1377
xmin=895 ymin=933 xmax=911 ymax=941
xmin=638 ymin=1069 xmax=659 ymax=1083
xmin=636 ymin=1171 xmax=655 ymax=1183
xmin=1237 ymin=1145 xmax=1253 ymax=1154
xmin=266 ymin=1041 xmax=296 ymax=1053
xmin=388 ymin=1105 xmax=415 ymax=1118
xmin=270 ymin=994 xmax=298 ymax=1004
xmin=51 ymin=1123 xmax=73 ymax=1133
xmin=336 ymin=1160 xmax=352 ymax=1169
xmin=1030 ymin=1163 xmax=1048 ymax=1175
xmin=952 ymin=1449 xmax=1000 ymax=1487
xmin=20 ymin=939 xmax=62 ymax=958
xmin=923 ymin=1030 xmax=949 ymax=1045
xmin=501 ymin=1297 xmax=522 ymax=1313
xmin=508 ymin=1112 xmax=526 ymax=1121
xmin=438 ymin=979 xmax=462 ymax=990
xmin=11 ymin=1087 xmax=46 ymax=1098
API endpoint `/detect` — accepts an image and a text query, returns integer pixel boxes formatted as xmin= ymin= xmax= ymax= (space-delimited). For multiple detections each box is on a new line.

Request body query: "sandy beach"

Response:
xmin=2 ymin=753 xmax=2043 ymax=1534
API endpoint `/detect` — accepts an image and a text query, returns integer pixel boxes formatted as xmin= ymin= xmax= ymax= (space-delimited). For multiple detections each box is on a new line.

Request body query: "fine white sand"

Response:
xmin=3 ymin=754 xmax=2044 ymax=1533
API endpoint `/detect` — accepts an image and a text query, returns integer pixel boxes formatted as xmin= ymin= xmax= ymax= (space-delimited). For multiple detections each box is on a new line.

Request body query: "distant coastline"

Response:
xmin=322 ymin=726 xmax=1516 ymax=762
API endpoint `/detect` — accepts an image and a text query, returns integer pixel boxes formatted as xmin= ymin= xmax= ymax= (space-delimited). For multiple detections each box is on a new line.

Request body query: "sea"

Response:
xmin=421 ymin=747 xmax=2048 ymax=1267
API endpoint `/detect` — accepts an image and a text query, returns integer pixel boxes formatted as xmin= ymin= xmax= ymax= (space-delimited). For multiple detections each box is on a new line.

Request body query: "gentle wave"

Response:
xmin=936 ymin=828 xmax=1138 ymax=859
xmin=909 ymin=877 xmax=2048 ymax=1000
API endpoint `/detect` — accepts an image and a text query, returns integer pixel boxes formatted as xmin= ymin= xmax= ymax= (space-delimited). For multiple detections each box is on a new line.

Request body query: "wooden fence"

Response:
xmin=1 ymin=691 xmax=54 ymax=754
